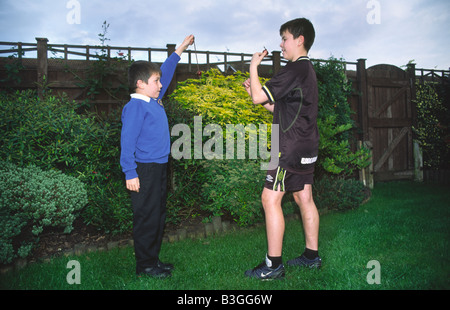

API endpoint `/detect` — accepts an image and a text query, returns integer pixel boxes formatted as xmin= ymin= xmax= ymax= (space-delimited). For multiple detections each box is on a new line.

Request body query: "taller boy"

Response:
xmin=243 ymin=18 xmax=321 ymax=279
xmin=121 ymin=35 xmax=194 ymax=278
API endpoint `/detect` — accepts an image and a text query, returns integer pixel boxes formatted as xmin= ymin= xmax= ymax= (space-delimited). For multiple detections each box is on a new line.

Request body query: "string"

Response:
xmin=193 ymin=41 xmax=201 ymax=77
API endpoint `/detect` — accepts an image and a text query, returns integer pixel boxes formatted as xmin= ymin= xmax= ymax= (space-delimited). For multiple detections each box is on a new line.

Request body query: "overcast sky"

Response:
xmin=0 ymin=0 xmax=449 ymax=70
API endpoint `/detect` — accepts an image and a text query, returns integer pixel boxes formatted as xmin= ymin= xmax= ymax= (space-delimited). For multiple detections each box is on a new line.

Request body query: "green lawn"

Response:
xmin=1 ymin=181 xmax=449 ymax=291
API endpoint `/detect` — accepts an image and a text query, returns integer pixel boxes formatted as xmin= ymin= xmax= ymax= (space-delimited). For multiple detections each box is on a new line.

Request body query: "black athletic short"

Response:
xmin=264 ymin=166 xmax=313 ymax=192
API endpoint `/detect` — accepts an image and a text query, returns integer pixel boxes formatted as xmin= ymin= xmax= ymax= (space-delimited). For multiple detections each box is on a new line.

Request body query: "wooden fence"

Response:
xmin=1 ymin=38 xmax=449 ymax=185
xmin=0 ymin=37 xmax=357 ymax=97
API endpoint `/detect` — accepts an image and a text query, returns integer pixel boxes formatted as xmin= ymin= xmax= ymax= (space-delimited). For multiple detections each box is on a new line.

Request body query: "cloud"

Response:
xmin=0 ymin=0 xmax=448 ymax=69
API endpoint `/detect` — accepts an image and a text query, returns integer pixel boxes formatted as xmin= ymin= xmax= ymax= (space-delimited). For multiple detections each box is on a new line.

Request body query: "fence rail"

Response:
xmin=0 ymin=38 xmax=360 ymax=73
xmin=2 ymin=38 xmax=449 ymax=75
xmin=415 ymin=68 xmax=450 ymax=84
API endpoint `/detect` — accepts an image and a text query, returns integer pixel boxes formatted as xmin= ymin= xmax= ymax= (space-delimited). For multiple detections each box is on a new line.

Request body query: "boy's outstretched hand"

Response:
xmin=175 ymin=34 xmax=195 ymax=56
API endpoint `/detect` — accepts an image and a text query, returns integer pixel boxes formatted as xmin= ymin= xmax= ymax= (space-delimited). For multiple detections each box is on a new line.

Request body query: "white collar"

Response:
xmin=130 ymin=93 xmax=151 ymax=102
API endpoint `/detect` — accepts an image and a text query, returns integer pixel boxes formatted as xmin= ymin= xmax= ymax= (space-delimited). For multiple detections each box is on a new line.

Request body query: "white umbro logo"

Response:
xmin=301 ymin=156 xmax=318 ymax=164
xmin=266 ymin=175 xmax=274 ymax=182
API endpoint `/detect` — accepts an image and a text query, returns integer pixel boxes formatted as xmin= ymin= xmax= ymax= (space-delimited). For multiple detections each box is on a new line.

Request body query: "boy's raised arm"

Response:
xmin=248 ymin=50 xmax=270 ymax=105
xmin=157 ymin=35 xmax=195 ymax=99
xmin=243 ymin=49 xmax=273 ymax=112
xmin=175 ymin=35 xmax=195 ymax=57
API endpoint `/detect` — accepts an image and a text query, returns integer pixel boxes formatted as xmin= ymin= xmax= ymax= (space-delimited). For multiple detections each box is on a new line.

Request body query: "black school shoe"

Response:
xmin=157 ymin=260 xmax=174 ymax=271
xmin=136 ymin=265 xmax=171 ymax=278
xmin=245 ymin=257 xmax=285 ymax=280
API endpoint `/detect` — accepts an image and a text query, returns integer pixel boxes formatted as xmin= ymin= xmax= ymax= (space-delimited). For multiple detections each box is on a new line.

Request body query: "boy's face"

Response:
xmin=280 ymin=30 xmax=304 ymax=61
xmin=136 ymin=73 xmax=162 ymax=99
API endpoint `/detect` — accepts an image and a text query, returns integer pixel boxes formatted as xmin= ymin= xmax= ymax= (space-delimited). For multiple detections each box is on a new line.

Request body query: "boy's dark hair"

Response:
xmin=280 ymin=18 xmax=315 ymax=52
xmin=128 ymin=60 xmax=162 ymax=90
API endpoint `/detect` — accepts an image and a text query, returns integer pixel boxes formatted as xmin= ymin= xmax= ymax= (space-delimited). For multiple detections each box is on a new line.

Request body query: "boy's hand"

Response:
xmin=126 ymin=177 xmax=140 ymax=193
xmin=247 ymin=48 xmax=270 ymax=106
xmin=243 ymin=78 xmax=251 ymax=96
xmin=250 ymin=49 xmax=268 ymax=68
xmin=175 ymin=34 xmax=195 ymax=56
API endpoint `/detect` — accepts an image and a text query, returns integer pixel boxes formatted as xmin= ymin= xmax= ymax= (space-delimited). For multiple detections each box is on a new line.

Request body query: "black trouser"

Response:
xmin=130 ymin=162 xmax=167 ymax=272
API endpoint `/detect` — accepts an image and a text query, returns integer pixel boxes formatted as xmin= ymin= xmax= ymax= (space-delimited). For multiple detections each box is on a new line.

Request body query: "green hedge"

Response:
xmin=0 ymin=90 xmax=131 ymax=234
xmin=313 ymin=175 xmax=366 ymax=212
xmin=199 ymin=159 xmax=266 ymax=226
xmin=0 ymin=162 xmax=87 ymax=264
xmin=413 ymin=81 xmax=449 ymax=170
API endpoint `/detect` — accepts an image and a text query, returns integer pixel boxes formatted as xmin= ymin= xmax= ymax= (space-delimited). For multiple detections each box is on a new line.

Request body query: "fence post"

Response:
xmin=272 ymin=51 xmax=281 ymax=74
xmin=357 ymin=58 xmax=368 ymax=141
xmin=407 ymin=62 xmax=422 ymax=182
xmin=36 ymin=37 xmax=48 ymax=98
xmin=167 ymin=44 xmax=177 ymax=95
xmin=406 ymin=62 xmax=417 ymax=137
xmin=356 ymin=59 xmax=374 ymax=187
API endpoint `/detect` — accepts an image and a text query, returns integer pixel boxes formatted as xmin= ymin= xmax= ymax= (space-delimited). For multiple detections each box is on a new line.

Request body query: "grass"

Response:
xmin=1 ymin=181 xmax=449 ymax=290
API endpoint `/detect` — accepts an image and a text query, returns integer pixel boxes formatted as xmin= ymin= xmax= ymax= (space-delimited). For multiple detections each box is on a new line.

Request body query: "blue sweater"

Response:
xmin=120 ymin=53 xmax=180 ymax=180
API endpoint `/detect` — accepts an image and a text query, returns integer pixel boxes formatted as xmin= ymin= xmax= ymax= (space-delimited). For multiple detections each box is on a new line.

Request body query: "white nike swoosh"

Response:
xmin=261 ymin=271 xmax=273 ymax=277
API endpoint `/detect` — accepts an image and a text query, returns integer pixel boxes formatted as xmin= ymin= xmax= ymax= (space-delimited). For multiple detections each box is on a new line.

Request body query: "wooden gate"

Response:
xmin=364 ymin=64 xmax=414 ymax=181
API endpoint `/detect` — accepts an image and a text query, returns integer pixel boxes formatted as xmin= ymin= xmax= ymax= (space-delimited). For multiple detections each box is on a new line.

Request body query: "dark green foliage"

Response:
xmin=0 ymin=90 xmax=131 ymax=234
xmin=313 ymin=58 xmax=371 ymax=178
xmin=0 ymin=162 xmax=87 ymax=264
xmin=199 ymin=159 xmax=266 ymax=226
xmin=313 ymin=175 xmax=366 ymax=212
xmin=413 ymin=81 xmax=449 ymax=170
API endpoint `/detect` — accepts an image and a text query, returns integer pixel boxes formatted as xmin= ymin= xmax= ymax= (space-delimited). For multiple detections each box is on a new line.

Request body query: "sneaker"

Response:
xmin=245 ymin=256 xmax=285 ymax=280
xmin=286 ymin=254 xmax=322 ymax=269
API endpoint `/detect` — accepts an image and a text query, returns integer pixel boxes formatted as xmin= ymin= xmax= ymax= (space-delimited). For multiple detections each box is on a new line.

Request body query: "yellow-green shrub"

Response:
xmin=171 ymin=68 xmax=272 ymax=126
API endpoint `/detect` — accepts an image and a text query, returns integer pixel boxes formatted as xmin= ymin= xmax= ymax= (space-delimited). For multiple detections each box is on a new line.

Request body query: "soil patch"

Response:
xmin=27 ymin=216 xmax=205 ymax=264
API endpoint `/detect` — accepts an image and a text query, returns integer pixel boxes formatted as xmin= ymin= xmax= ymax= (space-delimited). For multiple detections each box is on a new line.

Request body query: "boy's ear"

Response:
xmin=297 ymin=35 xmax=305 ymax=47
xmin=136 ymin=79 xmax=146 ymax=89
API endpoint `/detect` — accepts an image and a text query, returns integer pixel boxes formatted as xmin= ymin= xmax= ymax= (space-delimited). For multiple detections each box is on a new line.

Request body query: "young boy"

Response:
xmin=243 ymin=18 xmax=321 ymax=280
xmin=120 ymin=35 xmax=194 ymax=278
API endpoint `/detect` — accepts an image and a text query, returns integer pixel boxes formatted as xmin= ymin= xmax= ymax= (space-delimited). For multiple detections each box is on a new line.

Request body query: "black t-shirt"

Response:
xmin=262 ymin=56 xmax=319 ymax=174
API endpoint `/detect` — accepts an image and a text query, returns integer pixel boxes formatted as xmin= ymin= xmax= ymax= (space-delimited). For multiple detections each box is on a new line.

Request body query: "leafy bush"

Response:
xmin=199 ymin=159 xmax=266 ymax=226
xmin=76 ymin=169 xmax=132 ymax=234
xmin=0 ymin=90 xmax=131 ymax=233
xmin=317 ymin=115 xmax=371 ymax=177
xmin=413 ymin=81 xmax=449 ymax=170
xmin=171 ymin=68 xmax=272 ymax=127
xmin=0 ymin=162 xmax=87 ymax=264
xmin=313 ymin=176 xmax=366 ymax=212
xmin=168 ymin=71 xmax=273 ymax=225
xmin=0 ymin=90 xmax=120 ymax=174
xmin=313 ymin=58 xmax=371 ymax=177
